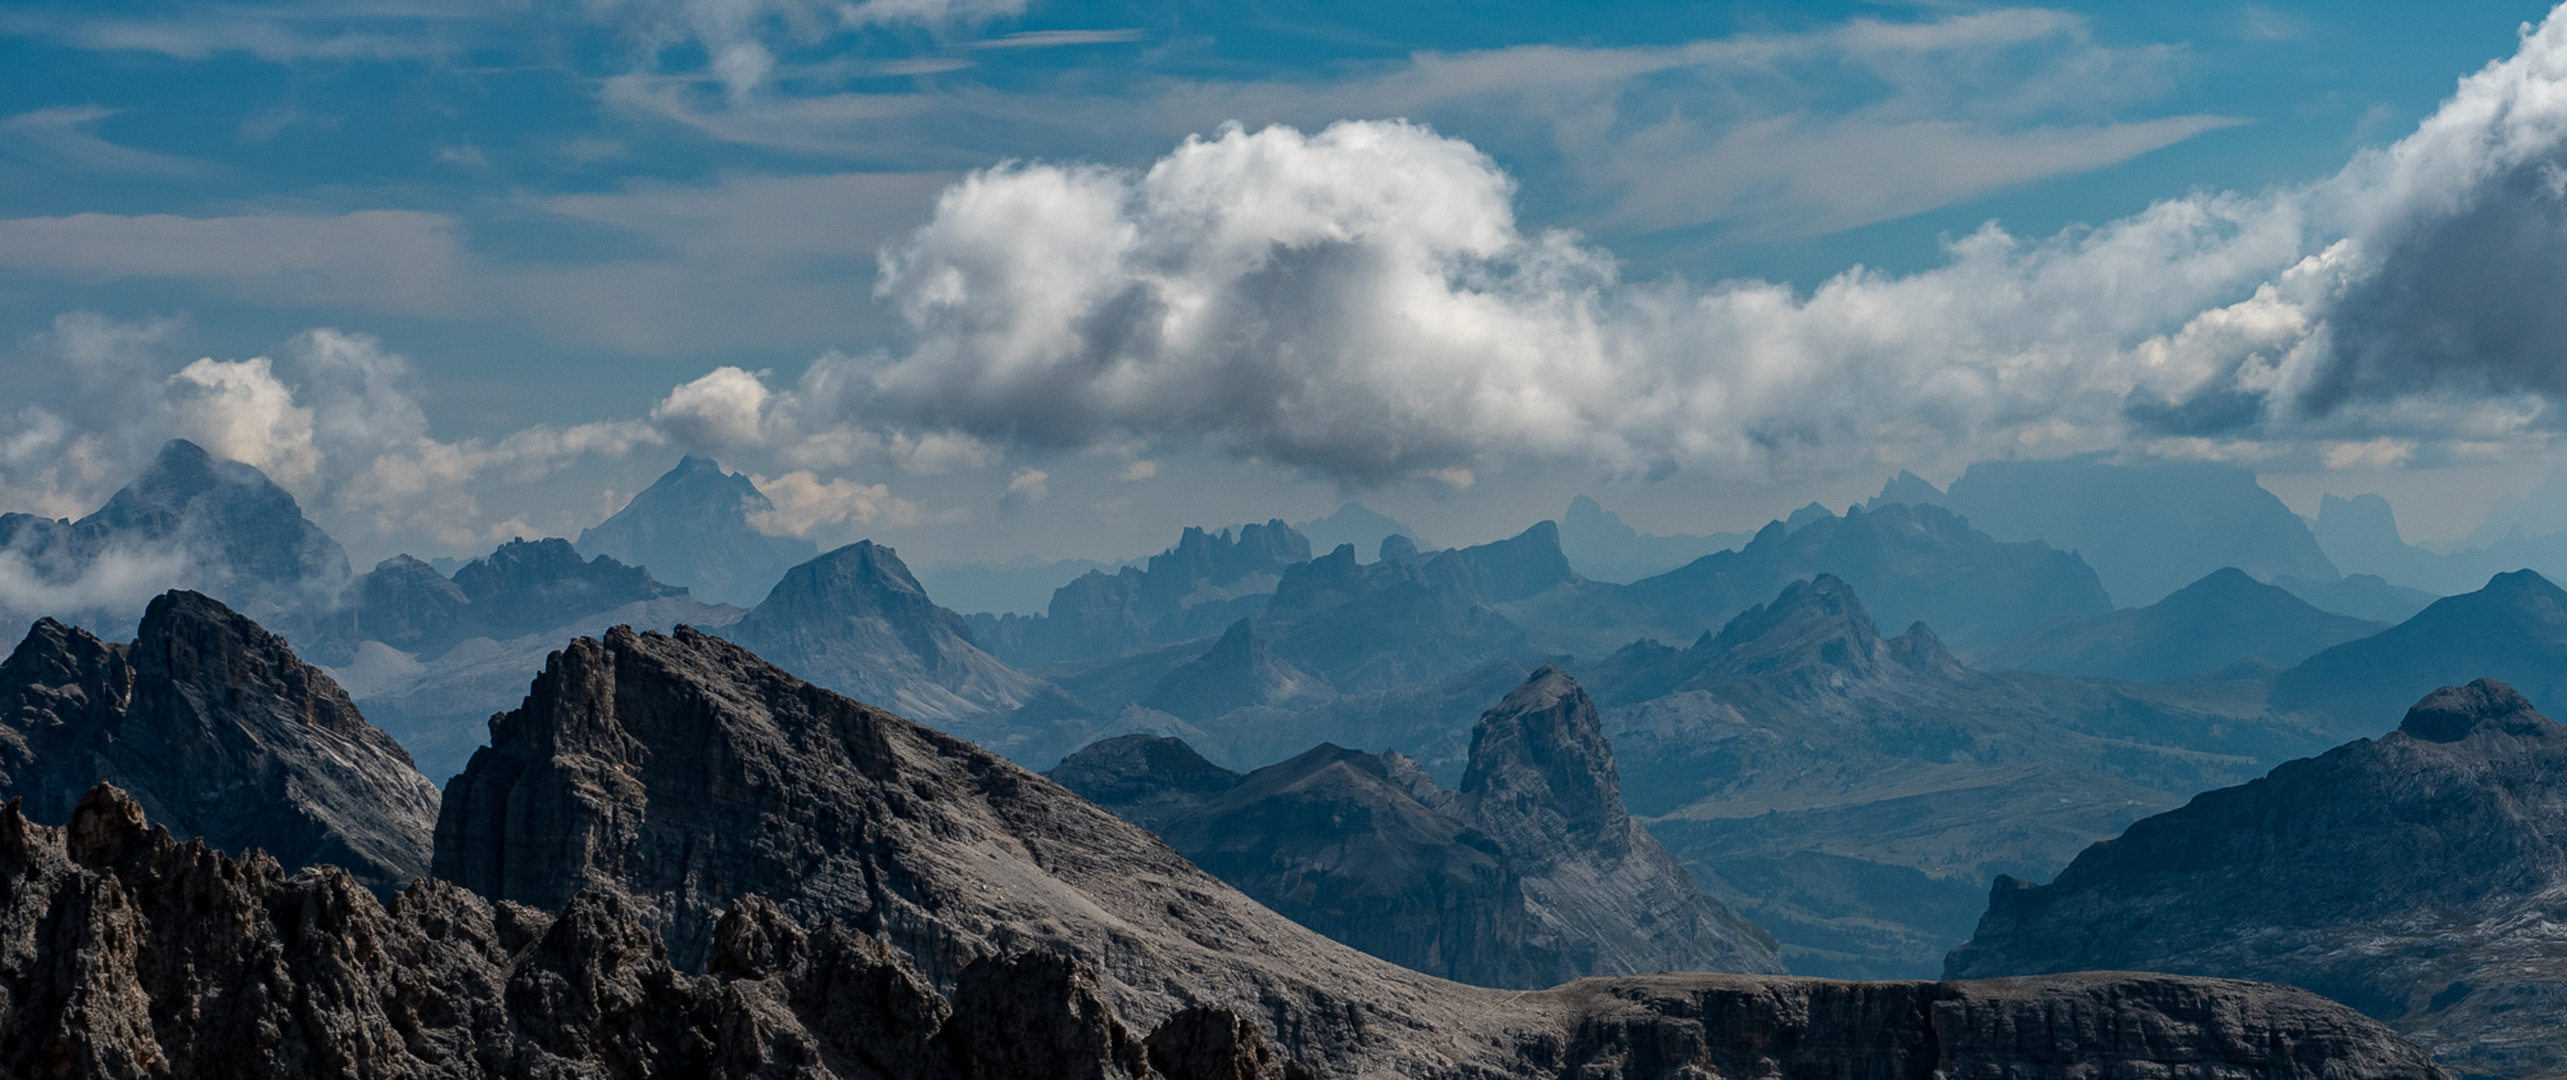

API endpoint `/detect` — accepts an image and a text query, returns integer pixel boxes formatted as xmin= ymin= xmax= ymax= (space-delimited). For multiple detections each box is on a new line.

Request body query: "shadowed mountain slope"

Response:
xmin=1975 ymin=568 xmax=2385 ymax=683
xmin=424 ymin=619 xmax=2443 ymax=1078
xmin=0 ymin=590 xmax=437 ymax=892
xmin=2272 ymin=569 xmax=2567 ymax=737
xmin=1948 ymin=679 xmax=2567 ymax=1080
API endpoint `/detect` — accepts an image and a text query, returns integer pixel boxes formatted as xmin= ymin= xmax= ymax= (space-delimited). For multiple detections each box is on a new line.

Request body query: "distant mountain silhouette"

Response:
xmin=2272 ymin=569 xmax=2567 ymax=737
xmin=0 ymin=439 xmax=349 ymax=640
xmin=576 ymin=455 xmax=818 ymax=606
xmin=1590 ymin=574 xmax=2324 ymax=978
xmin=1886 ymin=456 xmax=2340 ymax=606
xmin=1053 ymin=667 xmax=1780 ymax=988
xmin=1262 ymin=522 xmax=1572 ymax=692
xmin=1557 ymin=495 xmax=1747 ymax=582
xmin=1294 ymin=502 xmax=1420 ymax=561
xmin=1616 ymin=502 xmax=2109 ymax=648
xmin=1948 ymin=679 xmax=2567 ymax=1080
xmin=725 ymin=540 xmax=1060 ymax=724
xmin=969 ymin=521 xmax=1311 ymax=666
xmin=1974 ymin=568 xmax=2385 ymax=683
xmin=1143 ymin=618 xmax=1319 ymax=720
xmin=2270 ymin=571 xmax=2438 ymax=624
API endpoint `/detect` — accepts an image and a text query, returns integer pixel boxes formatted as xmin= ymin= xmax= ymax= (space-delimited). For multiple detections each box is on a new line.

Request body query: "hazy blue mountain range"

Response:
xmin=967 ymin=521 xmax=1312 ymax=667
xmin=913 ymin=554 xmax=1133 ymax=616
xmin=1557 ymin=495 xmax=1750 ymax=582
xmin=1582 ymin=573 xmax=2326 ymax=978
xmin=1878 ymin=458 xmax=2341 ymax=607
xmin=1972 ymin=567 xmax=2387 ymax=683
xmin=574 ymin=455 xmax=819 ymax=607
xmin=2317 ymin=489 xmax=2567 ymax=600
xmin=1611 ymin=501 xmax=2111 ymax=650
xmin=720 ymin=539 xmax=1062 ymax=724
xmin=1948 ymin=679 xmax=2567 ymax=1080
xmin=2271 ymin=569 xmax=2567 ymax=739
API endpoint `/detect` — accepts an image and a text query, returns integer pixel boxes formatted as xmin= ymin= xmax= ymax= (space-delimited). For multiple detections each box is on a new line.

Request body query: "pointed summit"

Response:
xmin=577 ymin=456 xmax=820 ymax=606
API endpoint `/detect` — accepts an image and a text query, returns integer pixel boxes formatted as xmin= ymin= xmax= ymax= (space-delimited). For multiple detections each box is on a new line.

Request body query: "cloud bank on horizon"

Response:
xmin=659 ymin=7 xmax=2567 ymax=484
xmin=5 ymin=2 xmax=2567 ymax=555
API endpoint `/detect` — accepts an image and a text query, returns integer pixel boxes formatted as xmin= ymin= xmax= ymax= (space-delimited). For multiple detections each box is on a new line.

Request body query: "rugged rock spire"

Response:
xmin=1459 ymin=664 xmax=1632 ymax=859
xmin=0 ymin=590 xmax=437 ymax=891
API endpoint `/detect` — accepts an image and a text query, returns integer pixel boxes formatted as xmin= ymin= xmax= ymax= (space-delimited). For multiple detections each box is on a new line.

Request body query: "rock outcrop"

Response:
xmin=723 ymin=540 xmax=1055 ymax=723
xmin=1946 ymin=679 xmax=2567 ymax=1079
xmin=0 ymin=783 xmax=1299 ymax=1079
xmin=576 ymin=455 xmax=822 ymax=607
xmin=1455 ymin=666 xmax=1781 ymax=981
xmin=0 ymin=590 xmax=437 ymax=892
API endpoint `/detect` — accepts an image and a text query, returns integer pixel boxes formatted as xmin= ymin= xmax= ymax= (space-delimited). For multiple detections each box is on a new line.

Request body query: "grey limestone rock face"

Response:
xmin=0 ymin=589 xmax=438 ymax=892
xmin=1946 ymin=678 xmax=2567 ymax=1079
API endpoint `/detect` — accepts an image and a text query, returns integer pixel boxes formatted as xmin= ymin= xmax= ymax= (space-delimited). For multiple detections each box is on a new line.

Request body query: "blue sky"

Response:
xmin=4 ymin=0 xmax=2566 ymax=565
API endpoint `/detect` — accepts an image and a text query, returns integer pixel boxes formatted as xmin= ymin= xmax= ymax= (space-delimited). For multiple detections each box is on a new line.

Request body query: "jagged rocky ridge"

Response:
xmin=0 ymin=783 xmax=1310 ymax=1079
xmin=423 ymin=619 xmax=2442 ymax=1077
xmin=0 ymin=590 xmax=437 ymax=892
xmin=1052 ymin=667 xmax=1781 ymax=988
xmin=969 ymin=522 xmax=1311 ymax=667
xmin=1947 ymin=678 xmax=2567 ymax=1080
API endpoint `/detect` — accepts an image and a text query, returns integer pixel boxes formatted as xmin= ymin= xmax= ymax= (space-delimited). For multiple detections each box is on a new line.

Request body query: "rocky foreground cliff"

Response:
xmin=1947 ymin=679 xmax=2567 ymax=1079
xmin=0 ymin=783 xmax=2448 ymax=1079
xmin=0 ymin=590 xmax=438 ymax=892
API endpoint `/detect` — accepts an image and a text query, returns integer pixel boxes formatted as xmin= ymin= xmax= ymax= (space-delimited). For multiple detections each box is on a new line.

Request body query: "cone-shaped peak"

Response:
xmin=2398 ymin=679 xmax=2556 ymax=743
